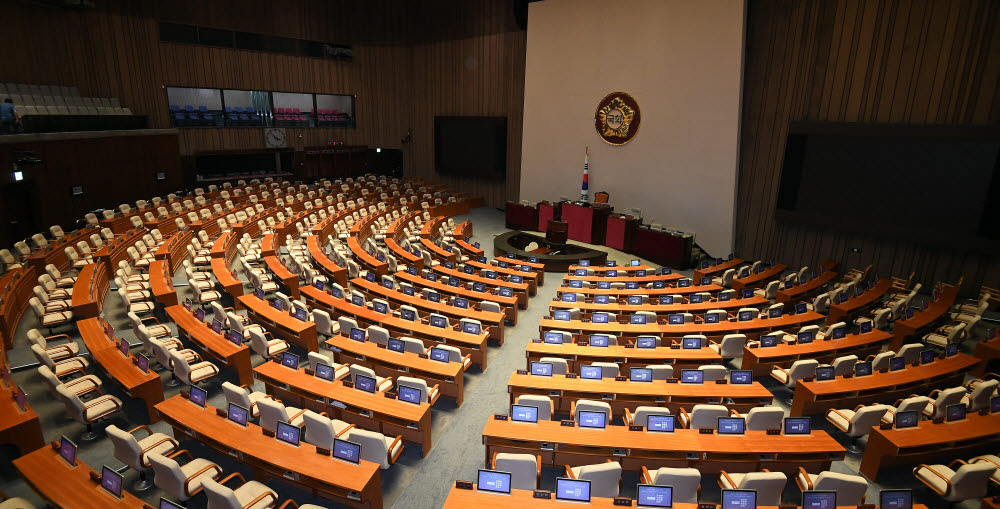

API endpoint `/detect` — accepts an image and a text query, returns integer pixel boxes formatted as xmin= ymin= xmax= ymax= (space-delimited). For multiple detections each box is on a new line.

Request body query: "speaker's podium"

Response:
xmin=560 ymin=202 xmax=613 ymax=245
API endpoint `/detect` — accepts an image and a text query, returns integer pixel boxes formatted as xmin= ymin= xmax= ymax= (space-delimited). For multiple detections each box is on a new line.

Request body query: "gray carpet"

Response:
xmin=0 ymin=206 xmax=992 ymax=508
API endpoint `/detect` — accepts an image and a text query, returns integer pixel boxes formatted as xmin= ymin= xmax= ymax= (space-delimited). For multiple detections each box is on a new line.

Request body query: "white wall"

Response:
xmin=519 ymin=0 xmax=745 ymax=257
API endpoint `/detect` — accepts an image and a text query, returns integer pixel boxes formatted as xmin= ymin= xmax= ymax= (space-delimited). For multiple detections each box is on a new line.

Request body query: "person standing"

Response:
xmin=0 ymin=98 xmax=18 ymax=134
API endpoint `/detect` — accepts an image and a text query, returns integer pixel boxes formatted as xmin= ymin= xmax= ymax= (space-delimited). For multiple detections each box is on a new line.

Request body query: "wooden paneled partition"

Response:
xmin=736 ymin=0 xmax=1000 ymax=294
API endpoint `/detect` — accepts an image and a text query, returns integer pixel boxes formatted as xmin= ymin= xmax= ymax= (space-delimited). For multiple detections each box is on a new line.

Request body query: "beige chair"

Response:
xmin=962 ymin=378 xmax=999 ymax=411
xmin=169 ymin=348 xmax=219 ymax=385
xmin=881 ymin=396 xmax=931 ymax=425
xmin=306 ymin=352 xmax=350 ymax=380
xmin=698 ymin=365 xmax=727 ymax=382
xmin=349 ymin=364 xmax=393 ymax=392
xmin=343 ymin=428 xmax=404 ymax=469
xmin=795 ymin=468 xmax=868 ymax=505
xmin=38 ymin=364 xmax=101 ymax=397
xmin=27 ymin=329 xmax=79 ymax=361
xmin=30 ymin=343 xmax=88 ymax=377
xmin=55 ymin=383 xmax=122 ymax=441
xmin=28 ymin=297 xmax=73 ymax=332
xmin=923 ymin=386 xmax=966 ymax=419
xmin=257 ymin=397 xmax=306 ymax=432
xmin=147 ymin=451 xmax=222 ymax=501
xmin=564 ymin=460 xmax=622 ymax=498
xmin=247 ymin=328 xmax=289 ymax=359
xmin=718 ymin=470 xmax=786 ymax=506
xmin=740 ymin=406 xmax=785 ymax=431
xmin=970 ymin=455 xmax=1000 ymax=486
xmin=623 ymin=406 xmax=670 ymax=428
xmin=514 ymin=395 xmax=553 ymax=421
xmin=709 ymin=334 xmax=746 ymax=360
xmin=678 ymin=404 xmax=729 ymax=429
xmin=201 ymin=474 xmax=278 ymax=509
xmin=641 ymin=467 xmax=701 ymax=503
xmin=397 ymin=376 xmax=440 ymax=405
xmin=301 ymin=409 xmax=353 ymax=449
xmin=491 ymin=452 xmax=541 ymax=491
xmin=770 ymin=359 xmax=818 ymax=403
xmin=572 ymin=399 xmax=612 ymax=425
xmin=913 ymin=460 xmax=994 ymax=503
xmin=221 ymin=381 xmax=270 ymax=419
xmin=825 ymin=404 xmax=890 ymax=452
xmin=107 ymin=424 xmax=178 ymax=490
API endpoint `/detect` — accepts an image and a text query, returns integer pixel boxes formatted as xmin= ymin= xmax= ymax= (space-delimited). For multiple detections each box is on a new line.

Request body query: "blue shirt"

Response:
xmin=0 ymin=103 xmax=14 ymax=121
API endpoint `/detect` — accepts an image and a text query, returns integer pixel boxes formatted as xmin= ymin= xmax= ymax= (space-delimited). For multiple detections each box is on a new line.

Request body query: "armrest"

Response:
xmin=336 ymin=423 xmax=355 ymax=437
xmin=949 ymin=459 xmax=969 ymax=468
xmin=128 ymin=424 xmax=154 ymax=437
xmin=641 ymin=465 xmax=652 ymax=484
xmin=929 ymin=389 xmax=942 ymax=397
xmin=242 ymin=492 xmax=277 ymax=509
xmin=729 ymin=409 xmax=742 ymax=417
xmin=278 ymin=501 xmax=300 ymax=509
xmin=827 ymin=409 xmax=851 ymax=430
xmin=719 ymin=470 xmax=736 ymax=489
xmin=388 ymin=435 xmax=404 ymax=464
xmin=563 ymin=465 xmax=576 ymax=479
xmin=287 ymin=408 xmax=307 ymax=425
xmin=168 ymin=449 xmax=194 ymax=463
xmin=623 ymin=408 xmax=633 ymax=426
xmin=218 ymin=472 xmax=247 ymax=487
xmin=76 ymin=386 xmax=104 ymax=398
xmin=140 ymin=437 xmax=178 ymax=462
xmin=84 ymin=396 xmax=121 ymax=421
xmin=914 ymin=464 xmax=951 ymax=495
xmin=44 ymin=333 xmax=74 ymax=345
xmin=536 ymin=455 xmax=542 ymax=477
xmin=797 ymin=466 xmax=813 ymax=490
xmin=678 ymin=407 xmax=690 ymax=425
xmin=185 ymin=463 xmax=222 ymax=497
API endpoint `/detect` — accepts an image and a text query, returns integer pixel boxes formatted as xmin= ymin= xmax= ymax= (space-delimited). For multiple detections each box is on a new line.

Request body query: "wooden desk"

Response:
xmin=301 ymin=286 xmax=489 ymax=370
xmin=326 ymin=335 xmax=465 ymax=406
xmin=525 ymin=342 xmax=721 ymax=372
xmin=568 ymin=263 xmax=654 ymax=274
xmin=465 ymin=258 xmax=540 ymax=294
xmin=210 ymin=231 xmax=232 ymax=258
xmin=693 ymin=258 xmax=743 ymax=281
xmin=78 ymin=317 xmax=164 ymax=423
xmin=238 ymin=294 xmax=318 ymax=352
xmin=566 ymin=273 xmax=681 ymax=285
xmin=154 ymin=229 xmax=192 ymax=267
xmin=384 ymin=238 xmax=423 ymax=270
xmin=538 ymin=311 xmax=826 ymax=341
xmin=0 ymin=382 xmax=44 ymax=456
xmin=307 ymin=235 xmax=348 ymax=287
xmin=558 ymin=283 xmax=723 ymax=298
xmin=775 ymin=270 xmax=838 ymax=304
xmin=499 ymin=256 xmax=544 ymax=273
xmin=24 ymin=226 xmax=100 ymax=273
xmin=420 ymin=237 xmax=458 ymax=264
xmin=263 ymin=254 xmax=300 ymax=299
xmin=255 ymin=361 xmax=434 ymax=456
xmin=973 ymin=333 xmax=1000 ymax=376
xmin=482 ymin=418 xmax=844 ymax=475
xmin=741 ymin=330 xmax=892 ymax=377
xmin=443 ymin=486 xmax=903 ymax=509
xmin=827 ymin=279 xmax=892 ymax=322
xmin=166 ymin=305 xmax=252 ymax=386
xmin=548 ymin=296 xmax=770 ymax=316
xmin=14 ymin=445 xmax=146 ymax=508
xmin=149 ymin=260 xmax=178 ymax=307
xmin=432 ymin=265 xmax=530 ymax=306
xmin=891 ymin=285 xmax=958 ymax=350
xmin=351 ymin=277 xmax=505 ymax=343
xmin=155 ymin=396 xmax=383 ymax=509
xmin=348 ymin=236 xmax=387 ymax=276
xmin=70 ymin=262 xmax=103 ymax=319
xmin=507 ymin=373 xmax=772 ymax=415
xmin=732 ymin=264 xmax=787 ymax=292
xmin=394 ymin=271 xmax=519 ymax=325
xmin=859 ymin=411 xmax=1000 ymax=481
xmin=212 ymin=257 xmax=245 ymax=308
xmin=790 ymin=353 xmax=980 ymax=416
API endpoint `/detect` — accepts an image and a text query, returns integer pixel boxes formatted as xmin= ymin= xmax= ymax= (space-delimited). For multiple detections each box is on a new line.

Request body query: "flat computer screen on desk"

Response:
xmin=637 ymin=485 xmax=672 ymax=508
xmin=556 ymin=478 xmax=591 ymax=503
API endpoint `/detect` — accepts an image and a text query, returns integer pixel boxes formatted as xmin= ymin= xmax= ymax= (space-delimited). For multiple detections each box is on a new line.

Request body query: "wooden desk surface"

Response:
xmin=692 ymin=258 xmax=743 ymax=281
xmin=14 ymin=444 xmax=146 ymax=508
xmin=78 ymin=317 xmax=164 ymax=423
xmin=149 ymin=260 xmax=178 ymax=308
xmin=263 ymin=254 xmax=300 ymax=299
xmin=306 ymin=235 xmax=348 ymax=287
xmin=325 ymin=335 xmax=464 ymax=380
xmin=732 ymin=264 xmax=787 ymax=291
xmin=433 ymin=265 xmax=529 ymax=295
xmin=155 ymin=396 xmax=382 ymax=507
xmin=394 ymin=270 xmax=519 ymax=312
xmin=775 ymin=269 xmax=838 ymax=303
xmin=384 ymin=238 xmax=424 ymax=269
xmin=741 ymin=330 xmax=893 ymax=376
xmin=70 ymin=262 xmax=101 ymax=318
xmin=791 ymin=353 xmax=980 ymax=416
xmin=211 ymin=257 xmax=244 ymax=307
xmin=210 ymin=231 xmax=231 ymax=258
xmin=827 ymin=278 xmax=892 ymax=322
xmin=166 ymin=305 xmax=252 ymax=386
xmin=352 ymin=277 xmax=505 ymax=326
xmin=238 ymin=294 xmax=318 ymax=352
xmin=525 ymin=341 xmax=721 ymax=368
xmin=859 ymin=411 xmax=1000 ymax=480
xmin=0 ymin=379 xmax=45 ymax=456
xmin=301 ymin=286 xmax=489 ymax=369
xmin=568 ymin=263 xmax=655 ymax=273
xmin=482 ymin=418 xmax=844 ymax=473
xmin=442 ymin=487 xmax=903 ymax=509
xmin=891 ymin=285 xmax=958 ymax=350
xmin=420 ymin=237 xmax=457 ymax=263
xmin=498 ymin=256 xmax=545 ymax=271
xmin=548 ymin=296 xmax=770 ymax=315
xmin=558 ymin=283 xmax=724 ymax=297
xmin=348 ymin=236 xmax=388 ymax=276
xmin=566 ymin=272 xmax=681 ymax=284
xmin=538 ymin=311 xmax=826 ymax=338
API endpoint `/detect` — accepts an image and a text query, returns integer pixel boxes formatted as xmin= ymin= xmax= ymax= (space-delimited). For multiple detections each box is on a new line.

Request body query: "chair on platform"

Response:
xmin=825 ymin=404 xmax=890 ymax=453
xmin=55 ymin=383 xmax=122 ymax=441
xmin=107 ymin=424 xmax=178 ymax=491
xmin=201 ymin=475 xmax=279 ymax=509
xmin=148 ymin=451 xmax=222 ymax=502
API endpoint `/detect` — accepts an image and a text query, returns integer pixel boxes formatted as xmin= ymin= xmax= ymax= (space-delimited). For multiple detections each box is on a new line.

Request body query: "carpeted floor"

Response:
xmin=0 ymin=206 xmax=992 ymax=508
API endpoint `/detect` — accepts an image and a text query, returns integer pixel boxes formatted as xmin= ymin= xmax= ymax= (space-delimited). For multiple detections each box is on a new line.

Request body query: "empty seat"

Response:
xmin=564 ymin=461 xmax=622 ymax=498
xmin=795 ymin=468 xmax=868 ymax=506
xmin=913 ymin=461 xmax=994 ymax=503
xmin=718 ymin=470 xmax=787 ymax=506
xmin=641 ymin=467 xmax=701 ymax=504
xmin=492 ymin=452 xmax=541 ymax=491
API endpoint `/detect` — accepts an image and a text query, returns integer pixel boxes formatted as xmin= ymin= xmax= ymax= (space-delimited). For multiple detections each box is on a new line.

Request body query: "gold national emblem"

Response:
xmin=594 ymin=92 xmax=641 ymax=145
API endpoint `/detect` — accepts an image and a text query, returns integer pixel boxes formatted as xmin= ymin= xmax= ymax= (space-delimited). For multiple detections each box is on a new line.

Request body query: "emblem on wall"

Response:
xmin=594 ymin=92 xmax=640 ymax=145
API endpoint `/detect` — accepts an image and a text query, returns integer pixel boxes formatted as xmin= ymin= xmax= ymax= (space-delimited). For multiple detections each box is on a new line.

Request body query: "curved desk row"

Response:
xmin=525 ymin=342 xmax=721 ymax=372
xmin=741 ymin=330 xmax=892 ymax=377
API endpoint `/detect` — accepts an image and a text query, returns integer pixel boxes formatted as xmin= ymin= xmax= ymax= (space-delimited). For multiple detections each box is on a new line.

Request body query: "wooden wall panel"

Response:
xmin=0 ymin=0 xmax=524 ymax=208
xmin=737 ymin=0 xmax=1000 ymax=296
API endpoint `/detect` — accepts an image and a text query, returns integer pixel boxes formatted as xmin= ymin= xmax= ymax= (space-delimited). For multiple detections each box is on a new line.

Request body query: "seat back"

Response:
xmin=717 ymin=334 xmax=747 ymax=358
xmin=574 ymin=399 xmax=612 ymax=424
xmin=688 ymin=404 xmax=729 ymax=429
xmin=302 ymin=409 xmax=336 ymax=449
xmin=494 ymin=453 xmax=538 ymax=491
xmin=539 ymin=357 xmax=568 ymax=375
xmin=745 ymin=406 xmax=784 ymax=430
xmin=698 ymin=365 xmax=727 ymax=381
xmin=147 ymin=453 xmax=189 ymax=500
xmin=736 ymin=471 xmax=787 ymax=506
xmin=201 ymin=478 xmax=245 ymax=509
xmin=969 ymin=380 xmax=1000 ymax=411
xmin=107 ymin=425 xmax=144 ymax=470
xmin=590 ymin=362 xmax=620 ymax=378
xmin=397 ymin=376 xmax=432 ymax=403
xmin=344 ymin=428 xmax=392 ymax=469
xmin=812 ymin=472 xmax=869 ymax=506
xmin=574 ymin=461 xmax=622 ymax=498
xmin=870 ymin=351 xmax=894 ymax=371
xmin=651 ymin=467 xmax=701 ymax=504
xmin=257 ymin=397 xmax=291 ymax=432
xmin=54 ymin=384 xmax=86 ymax=423
xmin=849 ymin=405 xmax=891 ymax=436
xmin=646 ymin=364 xmax=673 ymax=380
xmin=221 ymin=381 xmax=253 ymax=411
xmin=632 ymin=406 xmax=669 ymax=427
xmin=831 ymin=355 xmax=859 ymax=376
xmin=401 ymin=337 xmax=426 ymax=354
xmin=950 ymin=463 xmax=996 ymax=500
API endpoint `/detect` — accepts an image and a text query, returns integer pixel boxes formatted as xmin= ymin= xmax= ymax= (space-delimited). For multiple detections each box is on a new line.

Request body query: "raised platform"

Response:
xmin=493 ymin=230 xmax=606 ymax=272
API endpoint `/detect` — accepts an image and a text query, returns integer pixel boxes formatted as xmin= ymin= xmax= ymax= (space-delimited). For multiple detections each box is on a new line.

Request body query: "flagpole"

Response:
xmin=580 ymin=146 xmax=590 ymax=203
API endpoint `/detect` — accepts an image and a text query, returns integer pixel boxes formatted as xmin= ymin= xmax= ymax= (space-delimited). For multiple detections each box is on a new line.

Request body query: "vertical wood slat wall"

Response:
xmin=0 ymin=0 xmax=524 ymax=208
xmin=737 ymin=0 xmax=1000 ymax=295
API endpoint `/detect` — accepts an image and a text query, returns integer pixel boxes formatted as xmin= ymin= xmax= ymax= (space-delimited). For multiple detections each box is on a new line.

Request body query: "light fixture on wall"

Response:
xmin=13 ymin=171 xmax=23 ymax=182
xmin=376 ymin=148 xmax=381 ymax=153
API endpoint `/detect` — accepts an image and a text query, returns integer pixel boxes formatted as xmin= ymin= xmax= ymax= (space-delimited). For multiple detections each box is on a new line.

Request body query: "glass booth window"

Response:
xmin=167 ymin=87 xmax=223 ymax=127
xmin=272 ymin=92 xmax=314 ymax=127
xmin=316 ymin=94 xmax=354 ymax=128
xmin=222 ymin=90 xmax=270 ymax=127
